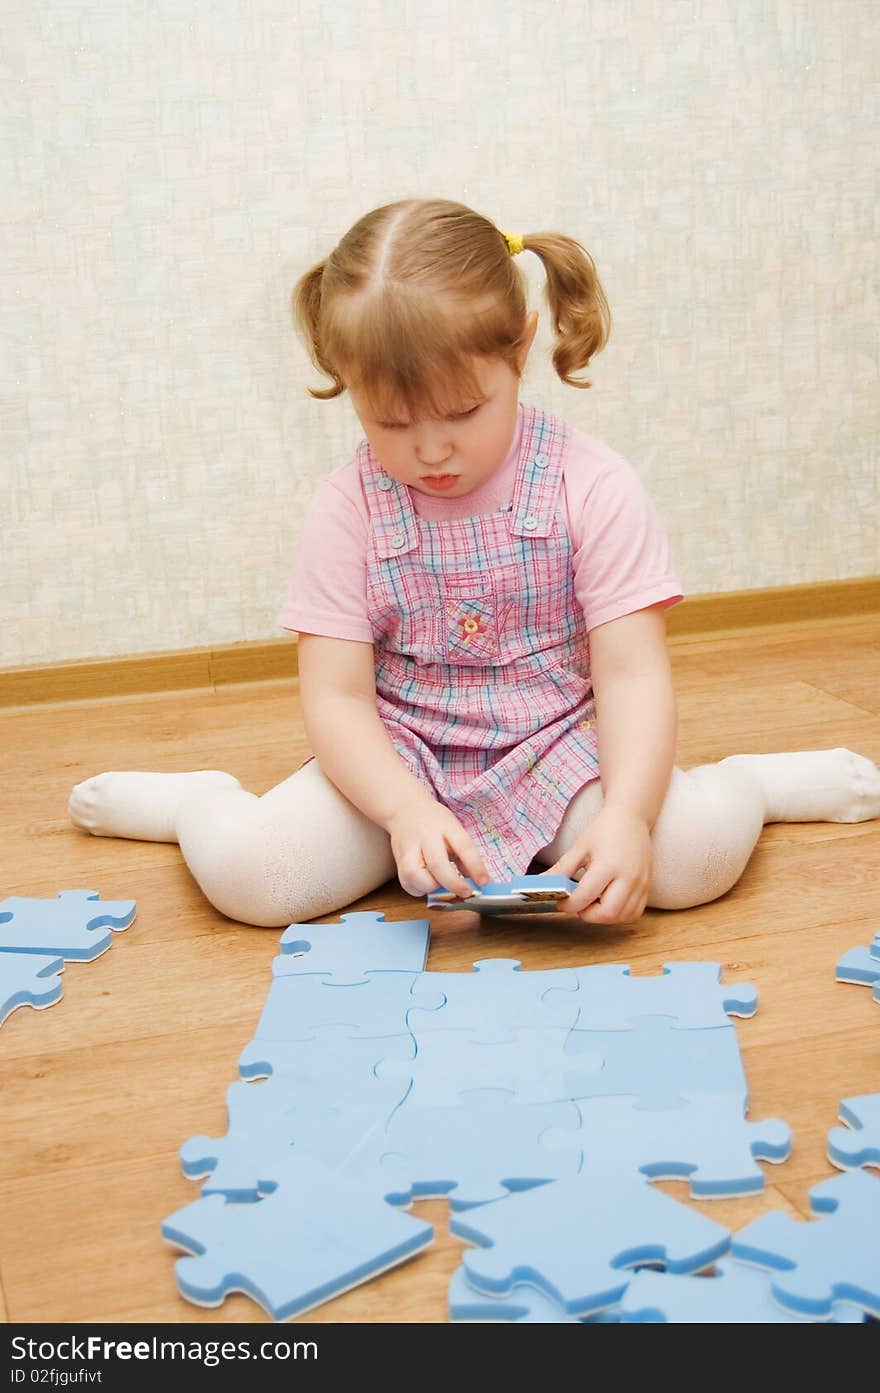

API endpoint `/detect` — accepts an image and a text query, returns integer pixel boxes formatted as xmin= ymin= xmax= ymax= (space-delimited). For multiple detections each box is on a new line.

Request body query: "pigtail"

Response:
xmin=291 ymin=259 xmax=345 ymax=400
xmin=524 ymin=233 xmax=612 ymax=389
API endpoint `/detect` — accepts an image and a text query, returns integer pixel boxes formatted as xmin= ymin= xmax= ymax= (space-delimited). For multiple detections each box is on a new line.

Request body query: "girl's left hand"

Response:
xmin=544 ymin=802 xmax=653 ymax=925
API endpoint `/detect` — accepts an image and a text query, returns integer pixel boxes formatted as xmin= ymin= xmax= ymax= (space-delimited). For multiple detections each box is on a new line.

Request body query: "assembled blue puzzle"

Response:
xmin=164 ymin=907 xmax=797 ymax=1322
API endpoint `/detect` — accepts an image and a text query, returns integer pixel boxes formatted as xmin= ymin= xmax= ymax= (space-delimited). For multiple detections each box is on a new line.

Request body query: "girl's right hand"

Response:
xmin=384 ymin=794 xmax=490 ymax=899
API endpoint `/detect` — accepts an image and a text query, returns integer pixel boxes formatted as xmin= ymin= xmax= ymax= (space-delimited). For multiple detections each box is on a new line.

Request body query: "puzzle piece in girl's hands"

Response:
xmin=408 ymin=958 xmax=580 ymax=1041
xmin=836 ymin=936 xmax=880 ymax=1003
xmin=429 ymin=875 xmax=578 ymax=915
xmin=255 ymin=968 xmax=445 ymax=1043
xmin=567 ymin=1092 xmax=791 ymax=1197
xmin=564 ymin=1016 xmax=748 ymax=1109
xmin=448 ymin=1267 xmax=581 ymax=1322
xmin=731 ymin=1169 xmax=880 ymax=1319
xmin=569 ymin=962 xmax=758 ymax=1031
xmin=0 ymin=890 xmax=137 ymax=960
xmin=238 ymin=1026 xmax=417 ymax=1102
xmin=180 ymin=1077 xmax=406 ymax=1200
xmin=827 ymin=1095 xmax=880 ymax=1172
xmin=619 ymin=1259 xmax=867 ymax=1323
xmin=450 ymin=1174 xmax=729 ymax=1316
xmin=0 ymin=952 xmax=64 ymax=1027
xmin=380 ymin=1089 xmax=583 ymax=1209
xmin=278 ymin=912 xmax=430 ymax=983
xmin=162 ymin=1156 xmax=434 ymax=1321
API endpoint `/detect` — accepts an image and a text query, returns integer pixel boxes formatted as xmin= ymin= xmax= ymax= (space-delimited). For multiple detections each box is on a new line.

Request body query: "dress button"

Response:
xmin=377 ymin=474 xmax=394 ymax=490
xmin=390 ymin=531 xmax=406 ymax=548
xmin=521 ymin=515 xmax=539 ymax=531
xmin=534 ymin=452 xmax=549 ymax=468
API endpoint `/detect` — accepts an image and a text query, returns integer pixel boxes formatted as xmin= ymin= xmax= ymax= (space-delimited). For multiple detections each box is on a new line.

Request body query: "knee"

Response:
xmin=178 ymin=810 xmax=336 ymax=928
xmin=647 ymin=765 xmax=765 ymax=910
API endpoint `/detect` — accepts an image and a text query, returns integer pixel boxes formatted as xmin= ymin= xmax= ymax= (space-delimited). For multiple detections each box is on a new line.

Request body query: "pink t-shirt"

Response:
xmin=280 ymin=405 xmax=683 ymax=641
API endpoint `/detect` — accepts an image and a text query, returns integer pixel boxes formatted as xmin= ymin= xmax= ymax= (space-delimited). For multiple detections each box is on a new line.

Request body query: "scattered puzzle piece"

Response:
xmin=451 ymin=1174 xmax=729 ymax=1316
xmin=554 ymin=1092 xmax=791 ymax=1197
xmin=380 ymin=1089 xmax=583 ymax=1209
xmin=278 ymin=912 xmax=430 ymax=983
xmin=0 ymin=952 xmax=64 ymax=1028
xmin=619 ymin=1258 xmax=867 ymax=1323
xmin=0 ymin=890 xmax=137 ymax=961
xmin=448 ymin=1267 xmax=581 ymax=1322
xmin=731 ymin=1169 xmax=880 ymax=1319
xmin=163 ymin=1156 xmax=434 ymax=1321
xmin=836 ymin=936 xmax=880 ymax=1004
xmin=569 ymin=962 xmax=758 ymax=1031
xmin=429 ymin=875 xmax=579 ymax=915
xmin=828 ymin=1094 xmax=880 ymax=1173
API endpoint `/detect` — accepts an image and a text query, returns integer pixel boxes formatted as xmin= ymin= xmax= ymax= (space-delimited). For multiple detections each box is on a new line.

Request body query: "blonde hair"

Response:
xmin=292 ymin=198 xmax=611 ymax=421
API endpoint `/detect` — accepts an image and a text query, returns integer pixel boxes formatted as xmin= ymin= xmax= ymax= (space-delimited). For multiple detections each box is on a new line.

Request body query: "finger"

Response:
xmin=563 ymin=862 xmax=613 ymax=914
xmin=543 ymin=848 xmax=591 ymax=880
xmin=445 ymin=826 xmax=490 ymax=888
xmin=424 ymin=840 xmax=475 ymax=898
xmin=395 ymin=848 xmax=440 ymax=898
xmin=576 ymin=881 xmax=631 ymax=926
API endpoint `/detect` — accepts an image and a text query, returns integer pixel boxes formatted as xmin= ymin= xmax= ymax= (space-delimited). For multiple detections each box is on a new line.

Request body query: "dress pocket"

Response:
xmin=440 ymin=573 xmax=517 ymax=664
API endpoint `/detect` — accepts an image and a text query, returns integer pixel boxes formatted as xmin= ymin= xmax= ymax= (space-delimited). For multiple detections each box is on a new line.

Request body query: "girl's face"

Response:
xmin=348 ymin=313 xmax=539 ymax=499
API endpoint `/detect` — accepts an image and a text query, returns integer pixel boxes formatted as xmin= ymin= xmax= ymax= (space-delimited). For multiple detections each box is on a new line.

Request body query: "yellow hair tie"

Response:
xmin=502 ymin=230 xmax=525 ymax=257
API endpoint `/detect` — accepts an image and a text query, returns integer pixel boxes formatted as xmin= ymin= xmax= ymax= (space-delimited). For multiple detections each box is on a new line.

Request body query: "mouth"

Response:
xmin=421 ymin=473 xmax=459 ymax=491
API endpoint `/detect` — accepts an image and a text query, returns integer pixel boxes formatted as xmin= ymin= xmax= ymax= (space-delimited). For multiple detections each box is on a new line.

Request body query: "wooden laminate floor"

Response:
xmin=1 ymin=615 xmax=879 ymax=1324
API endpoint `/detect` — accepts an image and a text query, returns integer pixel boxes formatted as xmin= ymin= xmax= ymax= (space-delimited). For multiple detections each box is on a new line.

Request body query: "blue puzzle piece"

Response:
xmin=375 ymin=1027 xmax=602 ymax=1108
xmin=619 ymin=1258 xmax=866 ymax=1323
xmin=836 ymin=938 xmax=880 ymax=1005
xmin=451 ymin=1175 xmax=730 ymax=1316
xmin=569 ymin=962 xmax=758 ymax=1031
xmin=0 ymin=890 xmax=137 ymax=961
xmin=255 ymin=968 xmax=445 ymax=1043
xmin=731 ymin=1169 xmax=880 ymax=1319
xmin=0 ymin=952 xmax=64 ymax=1027
xmin=380 ymin=1089 xmax=583 ymax=1209
xmin=448 ymin=1267 xmax=581 ymax=1322
xmin=429 ymin=875 xmax=579 ymax=916
xmin=828 ymin=1094 xmax=880 ymax=1172
xmin=563 ymin=1016 xmax=749 ymax=1109
xmin=561 ymin=1093 xmax=791 ymax=1197
xmin=238 ymin=1027 xmax=417 ymax=1103
xmin=180 ymin=1077 xmax=408 ymax=1200
xmin=278 ymin=912 xmax=430 ymax=984
xmin=409 ymin=959 xmax=580 ymax=1042
xmin=163 ymin=1156 xmax=434 ymax=1321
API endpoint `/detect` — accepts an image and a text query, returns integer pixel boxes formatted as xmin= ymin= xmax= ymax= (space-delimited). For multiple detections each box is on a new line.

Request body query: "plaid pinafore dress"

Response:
xmin=360 ymin=401 xmax=600 ymax=878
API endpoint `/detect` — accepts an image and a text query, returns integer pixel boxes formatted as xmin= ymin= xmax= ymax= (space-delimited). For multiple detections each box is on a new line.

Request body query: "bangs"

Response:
xmin=323 ymin=288 xmax=514 ymax=424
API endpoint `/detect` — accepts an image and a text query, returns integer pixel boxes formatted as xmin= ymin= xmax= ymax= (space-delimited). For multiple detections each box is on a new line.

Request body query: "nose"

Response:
xmin=414 ymin=422 xmax=453 ymax=467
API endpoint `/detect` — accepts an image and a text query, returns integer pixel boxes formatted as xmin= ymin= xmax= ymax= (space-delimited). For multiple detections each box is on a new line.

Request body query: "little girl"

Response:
xmin=69 ymin=198 xmax=880 ymax=927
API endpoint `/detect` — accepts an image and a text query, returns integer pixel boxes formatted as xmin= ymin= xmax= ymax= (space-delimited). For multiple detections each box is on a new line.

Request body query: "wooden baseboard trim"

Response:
xmin=2 ymin=577 xmax=878 ymax=709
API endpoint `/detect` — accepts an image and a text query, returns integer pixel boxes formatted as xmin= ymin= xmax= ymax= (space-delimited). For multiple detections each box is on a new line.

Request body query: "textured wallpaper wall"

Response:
xmin=4 ymin=1 xmax=878 ymax=667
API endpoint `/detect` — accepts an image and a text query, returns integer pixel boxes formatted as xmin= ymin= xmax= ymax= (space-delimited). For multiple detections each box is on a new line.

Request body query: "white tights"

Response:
xmin=68 ymin=749 xmax=880 ymax=926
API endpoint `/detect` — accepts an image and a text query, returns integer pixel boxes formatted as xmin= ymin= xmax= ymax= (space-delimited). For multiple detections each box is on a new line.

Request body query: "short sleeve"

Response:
xmin=563 ymin=444 xmax=684 ymax=632
xmin=278 ymin=474 xmax=374 ymax=643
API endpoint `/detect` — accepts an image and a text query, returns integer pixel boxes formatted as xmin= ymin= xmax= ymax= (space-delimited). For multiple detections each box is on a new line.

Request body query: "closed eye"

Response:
xmin=378 ymin=403 xmax=483 ymax=430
